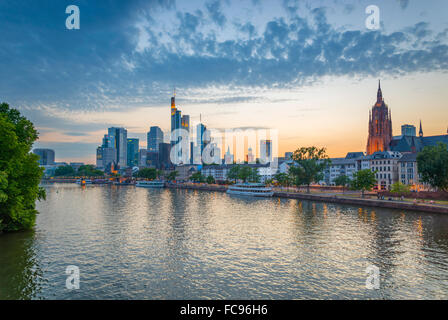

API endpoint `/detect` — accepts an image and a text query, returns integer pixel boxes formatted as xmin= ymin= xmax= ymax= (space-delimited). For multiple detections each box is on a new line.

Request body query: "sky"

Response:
xmin=1 ymin=0 xmax=447 ymax=163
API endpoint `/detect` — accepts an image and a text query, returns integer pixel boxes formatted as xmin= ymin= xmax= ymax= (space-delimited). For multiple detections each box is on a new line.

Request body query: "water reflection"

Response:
xmin=0 ymin=231 xmax=45 ymax=299
xmin=0 ymin=183 xmax=447 ymax=299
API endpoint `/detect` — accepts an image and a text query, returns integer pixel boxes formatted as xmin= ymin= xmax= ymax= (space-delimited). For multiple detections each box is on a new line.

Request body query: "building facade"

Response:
xmin=366 ymin=81 xmax=393 ymax=155
xmin=369 ymin=151 xmax=402 ymax=190
xmin=127 ymin=138 xmax=139 ymax=167
xmin=33 ymin=148 xmax=55 ymax=165
xmin=108 ymin=127 xmax=128 ymax=168
xmin=147 ymin=126 xmax=163 ymax=152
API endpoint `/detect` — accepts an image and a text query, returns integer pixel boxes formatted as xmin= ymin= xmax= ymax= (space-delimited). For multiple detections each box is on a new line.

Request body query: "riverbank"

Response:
xmin=168 ymin=183 xmax=448 ymax=214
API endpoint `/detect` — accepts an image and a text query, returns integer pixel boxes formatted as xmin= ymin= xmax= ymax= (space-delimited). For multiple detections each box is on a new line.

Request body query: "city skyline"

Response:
xmin=1 ymin=0 xmax=447 ymax=163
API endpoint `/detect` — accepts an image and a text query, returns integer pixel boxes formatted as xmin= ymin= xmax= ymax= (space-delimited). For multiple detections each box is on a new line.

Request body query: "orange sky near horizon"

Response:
xmin=36 ymin=72 xmax=448 ymax=164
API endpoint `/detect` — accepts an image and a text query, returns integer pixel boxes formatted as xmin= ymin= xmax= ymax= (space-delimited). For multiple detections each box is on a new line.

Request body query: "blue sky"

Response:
xmin=1 ymin=0 xmax=447 ymax=162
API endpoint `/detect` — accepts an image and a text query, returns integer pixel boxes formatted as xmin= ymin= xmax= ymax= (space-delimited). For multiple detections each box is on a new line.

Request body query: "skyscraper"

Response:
xmin=108 ymin=127 xmax=128 ymax=167
xmin=33 ymin=148 xmax=55 ymax=165
xmin=159 ymin=142 xmax=173 ymax=169
xmin=224 ymin=146 xmax=234 ymax=164
xmin=260 ymin=140 xmax=272 ymax=164
xmin=169 ymin=92 xmax=190 ymax=164
xmin=366 ymin=81 xmax=392 ymax=155
xmin=96 ymin=134 xmax=117 ymax=169
xmin=127 ymin=138 xmax=139 ymax=167
xmin=196 ymin=123 xmax=206 ymax=155
xmin=147 ymin=126 xmax=163 ymax=152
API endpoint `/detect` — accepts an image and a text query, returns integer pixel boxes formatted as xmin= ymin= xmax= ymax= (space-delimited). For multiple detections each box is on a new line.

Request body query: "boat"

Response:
xmin=113 ymin=181 xmax=135 ymax=186
xmin=226 ymin=183 xmax=274 ymax=197
xmin=136 ymin=180 xmax=165 ymax=188
xmin=76 ymin=179 xmax=92 ymax=186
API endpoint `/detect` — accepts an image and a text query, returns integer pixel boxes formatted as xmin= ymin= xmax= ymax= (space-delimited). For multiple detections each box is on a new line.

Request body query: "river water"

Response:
xmin=1 ymin=183 xmax=447 ymax=299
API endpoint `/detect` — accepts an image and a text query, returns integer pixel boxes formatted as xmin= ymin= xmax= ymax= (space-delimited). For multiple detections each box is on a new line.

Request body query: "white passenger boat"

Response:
xmin=226 ymin=183 xmax=274 ymax=197
xmin=136 ymin=180 xmax=165 ymax=188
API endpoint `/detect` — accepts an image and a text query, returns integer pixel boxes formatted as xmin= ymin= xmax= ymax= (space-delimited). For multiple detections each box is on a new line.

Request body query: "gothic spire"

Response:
xmin=377 ymin=80 xmax=383 ymax=103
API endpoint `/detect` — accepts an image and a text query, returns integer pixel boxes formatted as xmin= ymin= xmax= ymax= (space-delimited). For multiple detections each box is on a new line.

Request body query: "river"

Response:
xmin=1 ymin=183 xmax=447 ymax=299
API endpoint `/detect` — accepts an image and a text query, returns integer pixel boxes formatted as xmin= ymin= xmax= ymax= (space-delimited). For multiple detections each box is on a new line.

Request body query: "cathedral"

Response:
xmin=365 ymin=81 xmax=448 ymax=155
xmin=366 ymin=81 xmax=393 ymax=155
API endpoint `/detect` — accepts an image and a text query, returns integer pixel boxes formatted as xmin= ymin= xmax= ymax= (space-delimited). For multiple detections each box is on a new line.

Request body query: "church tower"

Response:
xmin=366 ymin=80 xmax=393 ymax=155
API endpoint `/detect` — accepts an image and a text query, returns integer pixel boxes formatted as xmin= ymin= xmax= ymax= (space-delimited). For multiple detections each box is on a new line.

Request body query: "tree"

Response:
xmin=206 ymin=175 xmax=215 ymax=184
xmin=0 ymin=103 xmax=46 ymax=232
xmin=227 ymin=165 xmax=240 ymax=182
xmin=166 ymin=170 xmax=178 ymax=182
xmin=351 ymin=169 xmax=377 ymax=198
xmin=417 ymin=142 xmax=448 ymax=191
xmin=248 ymin=168 xmax=260 ymax=183
xmin=237 ymin=166 xmax=254 ymax=183
xmin=54 ymin=165 xmax=75 ymax=177
xmin=190 ymin=171 xmax=205 ymax=183
xmin=334 ymin=175 xmax=351 ymax=193
xmin=137 ymin=168 xmax=158 ymax=180
xmin=0 ymin=171 xmax=7 ymax=204
xmin=390 ymin=182 xmax=411 ymax=193
xmin=289 ymin=146 xmax=331 ymax=193
xmin=77 ymin=165 xmax=104 ymax=177
xmin=274 ymin=172 xmax=292 ymax=187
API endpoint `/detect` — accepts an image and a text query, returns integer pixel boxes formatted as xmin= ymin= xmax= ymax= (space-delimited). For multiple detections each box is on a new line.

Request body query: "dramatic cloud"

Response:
xmin=0 ymin=0 xmax=447 ymax=112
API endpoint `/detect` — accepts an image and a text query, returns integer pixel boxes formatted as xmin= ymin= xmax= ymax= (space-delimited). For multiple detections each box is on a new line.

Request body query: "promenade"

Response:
xmin=168 ymin=183 xmax=448 ymax=214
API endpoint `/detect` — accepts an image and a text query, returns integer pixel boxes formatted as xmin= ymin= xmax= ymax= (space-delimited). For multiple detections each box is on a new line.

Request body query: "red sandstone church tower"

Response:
xmin=366 ymin=81 xmax=393 ymax=155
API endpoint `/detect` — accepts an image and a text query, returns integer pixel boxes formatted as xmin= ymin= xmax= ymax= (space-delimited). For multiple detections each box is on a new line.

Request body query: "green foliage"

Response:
xmin=417 ymin=142 xmax=448 ymax=191
xmin=227 ymin=165 xmax=260 ymax=183
xmin=390 ymin=182 xmax=411 ymax=193
xmin=206 ymin=175 xmax=215 ymax=184
xmin=54 ymin=165 xmax=76 ymax=177
xmin=190 ymin=171 xmax=205 ymax=182
xmin=166 ymin=170 xmax=178 ymax=181
xmin=247 ymin=167 xmax=260 ymax=183
xmin=227 ymin=165 xmax=240 ymax=182
xmin=334 ymin=175 xmax=351 ymax=187
xmin=136 ymin=168 xmax=158 ymax=180
xmin=351 ymin=169 xmax=377 ymax=197
xmin=0 ymin=102 xmax=45 ymax=232
xmin=77 ymin=165 xmax=104 ymax=177
xmin=0 ymin=171 xmax=8 ymax=203
xmin=289 ymin=146 xmax=330 ymax=193
xmin=274 ymin=172 xmax=292 ymax=187
xmin=238 ymin=166 xmax=253 ymax=182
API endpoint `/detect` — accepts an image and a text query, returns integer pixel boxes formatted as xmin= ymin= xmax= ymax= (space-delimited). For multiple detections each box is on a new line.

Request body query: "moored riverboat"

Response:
xmin=226 ymin=183 xmax=274 ymax=197
xmin=136 ymin=180 xmax=165 ymax=188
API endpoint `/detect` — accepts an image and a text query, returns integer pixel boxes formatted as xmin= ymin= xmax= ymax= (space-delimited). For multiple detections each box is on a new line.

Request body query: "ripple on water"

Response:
xmin=0 ymin=183 xmax=447 ymax=299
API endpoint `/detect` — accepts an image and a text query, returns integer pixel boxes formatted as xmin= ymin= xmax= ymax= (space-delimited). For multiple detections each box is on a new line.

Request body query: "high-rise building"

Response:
xmin=127 ymin=138 xmax=139 ymax=167
xmin=260 ymin=140 xmax=272 ymax=163
xmin=247 ymin=147 xmax=255 ymax=163
xmin=196 ymin=123 xmax=207 ymax=155
xmin=33 ymin=149 xmax=55 ymax=165
xmin=224 ymin=146 xmax=234 ymax=164
xmin=169 ymin=92 xmax=191 ymax=164
xmin=181 ymin=115 xmax=190 ymax=132
xmin=401 ymin=124 xmax=416 ymax=137
xmin=96 ymin=134 xmax=117 ymax=169
xmin=366 ymin=81 xmax=392 ymax=155
xmin=147 ymin=126 xmax=163 ymax=152
xmin=108 ymin=127 xmax=128 ymax=167
xmin=159 ymin=142 xmax=173 ymax=169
